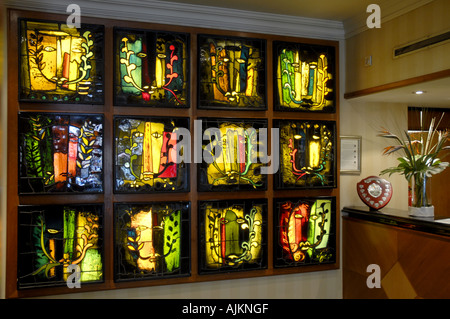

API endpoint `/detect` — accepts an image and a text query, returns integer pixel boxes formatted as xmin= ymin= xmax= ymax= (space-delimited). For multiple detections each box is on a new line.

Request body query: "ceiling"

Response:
xmin=157 ymin=0 xmax=449 ymax=108
xmin=158 ymin=0 xmax=378 ymax=21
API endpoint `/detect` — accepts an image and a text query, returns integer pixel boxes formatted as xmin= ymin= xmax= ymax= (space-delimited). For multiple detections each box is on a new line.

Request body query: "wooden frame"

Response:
xmin=6 ymin=9 xmax=340 ymax=298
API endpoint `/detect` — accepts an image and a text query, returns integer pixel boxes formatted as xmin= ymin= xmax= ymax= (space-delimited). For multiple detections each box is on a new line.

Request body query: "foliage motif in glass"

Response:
xmin=114 ymin=202 xmax=190 ymax=281
xmin=198 ymin=35 xmax=266 ymax=110
xmin=114 ymin=116 xmax=189 ymax=193
xmin=275 ymin=120 xmax=336 ymax=189
xmin=114 ymin=28 xmax=189 ymax=107
xmin=198 ymin=118 xmax=267 ymax=192
xmin=199 ymin=199 xmax=267 ymax=274
xmin=17 ymin=204 xmax=103 ymax=289
xmin=19 ymin=19 xmax=104 ymax=103
xmin=19 ymin=113 xmax=103 ymax=194
xmin=274 ymin=41 xmax=335 ymax=112
xmin=274 ymin=197 xmax=336 ymax=267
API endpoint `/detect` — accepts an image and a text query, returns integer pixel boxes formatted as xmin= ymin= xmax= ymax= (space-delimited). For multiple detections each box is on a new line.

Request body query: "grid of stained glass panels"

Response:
xmin=114 ymin=116 xmax=190 ymax=193
xmin=17 ymin=204 xmax=104 ymax=289
xmin=274 ymin=119 xmax=336 ymax=189
xmin=273 ymin=40 xmax=335 ymax=112
xmin=198 ymin=199 xmax=267 ymax=274
xmin=19 ymin=19 xmax=104 ymax=104
xmin=12 ymin=15 xmax=339 ymax=295
xmin=18 ymin=112 xmax=104 ymax=194
xmin=114 ymin=202 xmax=190 ymax=281
xmin=274 ymin=197 xmax=336 ymax=268
xmin=197 ymin=117 xmax=268 ymax=192
xmin=198 ymin=34 xmax=266 ymax=110
xmin=114 ymin=28 xmax=189 ymax=107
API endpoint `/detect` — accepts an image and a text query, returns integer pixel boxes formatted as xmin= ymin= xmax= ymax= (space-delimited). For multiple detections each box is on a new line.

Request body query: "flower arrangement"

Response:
xmin=378 ymin=113 xmax=449 ymax=211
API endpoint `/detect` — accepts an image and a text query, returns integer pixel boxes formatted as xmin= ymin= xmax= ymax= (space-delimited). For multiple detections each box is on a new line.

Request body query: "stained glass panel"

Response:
xmin=198 ymin=34 xmax=266 ymax=110
xmin=17 ymin=204 xmax=103 ymax=289
xmin=274 ymin=197 xmax=336 ymax=267
xmin=274 ymin=119 xmax=336 ymax=189
xmin=114 ymin=202 xmax=190 ymax=281
xmin=198 ymin=199 xmax=267 ymax=274
xmin=19 ymin=19 xmax=104 ymax=103
xmin=114 ymin=28 xmax=189 ymax=107
xmin=114 ymin=116 xmax=189 ymax=193
xmin=19 ymin=113 xmax=103 ymax=194
xmin=273 ymin=41 xmax=335 ymax=112
xmin=198 ymin=118 xmax=267 ymax=192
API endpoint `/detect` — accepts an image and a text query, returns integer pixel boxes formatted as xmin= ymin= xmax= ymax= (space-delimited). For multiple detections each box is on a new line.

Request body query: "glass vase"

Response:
xmin=408 ymin=172 xmax=434 ymax=217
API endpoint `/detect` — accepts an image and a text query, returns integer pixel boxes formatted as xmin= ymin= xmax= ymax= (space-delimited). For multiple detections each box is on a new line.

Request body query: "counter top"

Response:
xmin=342 ymin=206 xmax=450 ymax=237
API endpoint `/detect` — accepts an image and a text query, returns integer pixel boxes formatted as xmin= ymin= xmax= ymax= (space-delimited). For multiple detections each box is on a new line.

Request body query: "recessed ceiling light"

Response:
xmin=414 ymin=90 xmax=426 ymax=95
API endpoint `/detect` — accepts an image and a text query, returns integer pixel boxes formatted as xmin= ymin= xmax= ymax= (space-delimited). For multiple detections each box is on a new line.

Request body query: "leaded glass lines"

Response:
xmin=19 ymin=113 xmax=104 ymax=194
xmin=19 ymin=19 xmax=104 ymax=104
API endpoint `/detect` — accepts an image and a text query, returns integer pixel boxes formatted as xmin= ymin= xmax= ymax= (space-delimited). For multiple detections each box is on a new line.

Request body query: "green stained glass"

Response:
xmin=274 ymin=197 xmax=336 ymax=268
xmin=114 ymin=202 xmax=190 ymax=281
xmin=198 ymin=199 xmax=267 ymax=274
xmin=17 ymin=204 xmax=104 ymax=289
xmin=19 ymin=113 xmax=104 ymax=194
xmin=114 ymin=28 xmax=189 ymax=107
xmin=274 ymin=41 xmax=335 ymax=112
xmin=19 ymin=19 xmax=104 ymax=104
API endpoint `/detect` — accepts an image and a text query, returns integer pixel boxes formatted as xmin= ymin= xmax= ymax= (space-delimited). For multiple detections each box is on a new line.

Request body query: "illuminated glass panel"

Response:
xmin=273 ymin=41 xmax=335 ymax=112
xmin=17 ymin=204 xmax=103 ymax=289
xmin=275 ymin=119 xmax=336 ymax=189
xmin=114 ymin=202 xmax=190 ymax=281
xmin=274 ymin=197 xmax=336 ymax=267
xmin=198 ymin=118 xmax=267 ymax=192
xmin=199 ymin=199 xmax=267 ymax=274
xmin=19 ymin=113 xmax=103 ymax=194
xmin=114 ymin=28 xmax=189 ymax=107
xmin=198 ymin=34 xmax=266 ymax=110
xmin=114 ymin=116 xmax=189 ymax=193
xmin=19 ymin=19 xmax=104 ymax=103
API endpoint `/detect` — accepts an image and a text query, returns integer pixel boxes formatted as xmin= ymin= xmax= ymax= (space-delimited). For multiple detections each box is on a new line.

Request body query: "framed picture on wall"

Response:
xmin=197 ymin=34 xmax=267 ymax=110
xmin=273 ymin=40 xmax=336 ymax=112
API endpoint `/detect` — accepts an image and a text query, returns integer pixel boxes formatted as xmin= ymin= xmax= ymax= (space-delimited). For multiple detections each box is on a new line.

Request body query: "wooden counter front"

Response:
xmin=342 ymin=206 xmax=450 ymax=299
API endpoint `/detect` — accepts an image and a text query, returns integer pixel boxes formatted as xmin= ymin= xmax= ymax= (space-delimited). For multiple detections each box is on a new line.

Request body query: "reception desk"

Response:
xmin=342 ymin=206 xmax=450 ymax=299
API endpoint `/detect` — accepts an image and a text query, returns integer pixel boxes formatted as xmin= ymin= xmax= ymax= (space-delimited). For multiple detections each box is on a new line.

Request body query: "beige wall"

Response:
xmin=346 ymin=0 xmax=450 ymax=93
xmin=339 ymin=100 xmax=409 ymax=211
